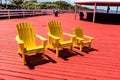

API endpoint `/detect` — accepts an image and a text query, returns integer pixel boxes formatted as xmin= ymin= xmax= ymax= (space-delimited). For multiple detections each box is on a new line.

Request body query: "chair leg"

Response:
xmin=88 ymin=44 xmax=91 ymax=50
xmin=80 ymin=44 xmax=83 ymax=52
xmin=22 ymin=54 xmax=26 ymax=65
xmin=70 ymin=46 xmax=73 ymax=53
xmin=56 ymin=48 xmax=59 ymax=57
xmin=41 ymin=50 xmax=45 ymax=60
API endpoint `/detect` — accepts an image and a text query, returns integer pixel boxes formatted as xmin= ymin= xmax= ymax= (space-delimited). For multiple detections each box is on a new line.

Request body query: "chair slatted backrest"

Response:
xmin=48 ymin=20 xmax=63 ymax=41
xmin=74 ymin=26 xmax=84 ymax=38
xmin=16 ymin=22 xmax=36 ymax=48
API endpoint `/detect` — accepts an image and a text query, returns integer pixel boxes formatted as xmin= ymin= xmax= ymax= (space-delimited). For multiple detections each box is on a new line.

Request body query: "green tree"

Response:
xmin=22 ymin=0 xmax=37 ymax=9
xmin=54 ymin=1 xmax=74 ymax=10
xmin=10 ymin=0 xmax=24 ymax=9
xmin=38 ymin=2 xmax=58 ymax=9
xmin=2 ymin=0 xmax=92 ymax=11
xmin=0 ymin=0 xmax=2 ymax=8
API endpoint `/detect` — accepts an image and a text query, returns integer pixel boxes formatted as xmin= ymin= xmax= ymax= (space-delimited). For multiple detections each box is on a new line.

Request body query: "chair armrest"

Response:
xmin=47 ymin=33 xmax=60 ymax=40
xmin=84 ymin=35 xmax=93 ymax=39
xmin=47 ymin=33 xmax=60 ymax=46
xmin=16 ymin=36 xmax=24 ymax=51
xmin=16 ymin=36 xmax=24 ymax=44
xmin=35 ymin=34 xmax=47 ymax=48
xmin=76 ymin=37 xmax=84 ymax=41
xmin=35 ymin=34 xmax=47 ymax=41
xmin=63 ymin=32 xmax=76 ymax=42
xmin=84 ymin=35 xmax=94 ymax=41
xmin=63 ymin=32 xmax=75 ymax=37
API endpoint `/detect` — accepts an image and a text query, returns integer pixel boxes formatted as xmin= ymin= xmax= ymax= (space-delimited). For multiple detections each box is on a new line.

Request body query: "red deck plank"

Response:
xmin=0 ymin=13 xmax=120 ymax=80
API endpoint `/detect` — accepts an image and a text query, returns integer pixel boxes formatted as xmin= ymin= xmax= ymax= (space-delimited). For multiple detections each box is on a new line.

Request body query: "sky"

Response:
xmin=39 ymin=0 xmax=75 ymax=5
xmin=38 ymin=0 xmax=119 ymax=11
xmin=2 ymin=0 xmax=119 ymax=11
xmin=2 ymin=0 xmax=75 ymax=5
xmin=40 ymin=0 xmax=118 ymax=11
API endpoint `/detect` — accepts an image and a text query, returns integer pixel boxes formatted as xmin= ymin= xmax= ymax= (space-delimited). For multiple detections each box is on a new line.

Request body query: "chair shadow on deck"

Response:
xmin=19 ymin=53 xmax=57 ymax=69
xmin=75 ymin=46 xmax=98 ymax=53
xmin=48 ymin=48 xmax=84 ymax=60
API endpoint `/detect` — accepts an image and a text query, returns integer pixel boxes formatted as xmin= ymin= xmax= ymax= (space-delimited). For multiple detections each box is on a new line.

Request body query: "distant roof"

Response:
xmin=74 ymin=0 xmax=120 ymax=6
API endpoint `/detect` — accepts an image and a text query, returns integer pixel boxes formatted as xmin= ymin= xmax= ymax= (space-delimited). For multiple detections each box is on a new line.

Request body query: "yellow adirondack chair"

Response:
xmin=47 ymin=20 xmax=75 ymax=57
xmin=16 ymin=22 xmax=47 ymax=64
xmin=74 ymin=26 xmax=94 ymax=51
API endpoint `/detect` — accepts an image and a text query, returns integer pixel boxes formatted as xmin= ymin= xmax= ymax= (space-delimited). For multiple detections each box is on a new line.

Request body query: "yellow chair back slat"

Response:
xmin=74 ymin=26 xmax=84 ymax=39
xmin=16 ymin=22 xmax=36 ymax=48
xmin=48 ymin=20 xmax=63 ymax=41
xmin=16 ymin=22 xmax=47 ymax=64
xmin=74 ymin=26 xmax=94 ymax=51
xmin=47 ymin=20 xmax=75 ymax=57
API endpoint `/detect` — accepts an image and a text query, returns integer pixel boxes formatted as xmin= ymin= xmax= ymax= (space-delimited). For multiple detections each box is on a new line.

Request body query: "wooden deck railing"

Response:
xmin=0 ymin=9 xmax=54 ymax=19
xmin=0 ymin=9 xmax=75 ymax=19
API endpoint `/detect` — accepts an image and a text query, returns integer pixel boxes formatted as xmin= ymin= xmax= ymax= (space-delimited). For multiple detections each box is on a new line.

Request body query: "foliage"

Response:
xmin=53 ymin=1 xmax=74 ymax=10
xmin=0 ymin=0 xmax=92 ymax=11
xmin=77 ymin=5 xmax=93 ymax=11
xmin=10 ymin=0 xmax=24 ymax=9
xmin=22 ymin=0 xmax=37 ymax=9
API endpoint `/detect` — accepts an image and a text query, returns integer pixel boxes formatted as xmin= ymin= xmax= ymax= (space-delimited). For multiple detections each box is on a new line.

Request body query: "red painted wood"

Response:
xmin=0 ymin=13 xmax=120 ymax=80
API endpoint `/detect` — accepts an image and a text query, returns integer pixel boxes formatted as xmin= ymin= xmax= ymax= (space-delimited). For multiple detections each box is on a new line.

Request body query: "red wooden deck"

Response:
xmin=0 ymin=13 xmax=120 ymax=80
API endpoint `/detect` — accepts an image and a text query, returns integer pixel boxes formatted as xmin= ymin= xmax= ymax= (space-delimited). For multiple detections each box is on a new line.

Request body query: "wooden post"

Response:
xmin=116 ymin=6 xmax=119 ymax=14
xmin=8 ymin=10 xmax=10 ymax=19
xmin=23 ymin=10 xmax=25 ymax=17
xmin=74 ymin=4 xmax=77 ymax=20
xmin=33 ymin=10 xmax=35 ymax=16
xmin=93 ymin=3 xmax=97 ymax=23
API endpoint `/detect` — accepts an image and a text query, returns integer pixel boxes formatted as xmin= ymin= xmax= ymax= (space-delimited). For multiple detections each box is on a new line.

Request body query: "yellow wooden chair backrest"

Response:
xmin=16 ymin=22 xmax=36 ymax=49
xmin=16 ymin=22 xmax=47 ymax=64
xmin=48 ymin=20 xmax=63 ymax=42
xmin=74 ymin=26 xmax=84 ymax=39
xmin=74 ymin=26 xmax=94 ymax=51
xmin=47 ymin=20 xmax=76 ymax=57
